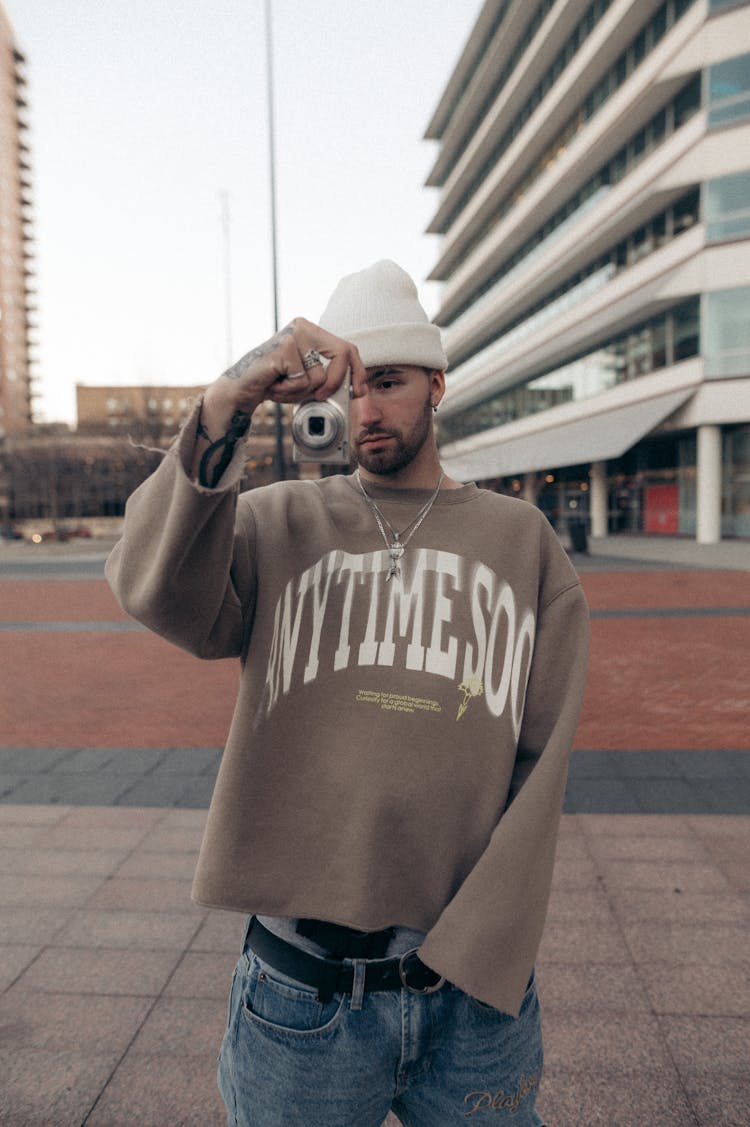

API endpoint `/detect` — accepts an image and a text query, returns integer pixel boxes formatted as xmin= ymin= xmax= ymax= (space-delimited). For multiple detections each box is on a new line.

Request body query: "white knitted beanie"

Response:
xmin=318 ymin=260 xmax=447 ymax=371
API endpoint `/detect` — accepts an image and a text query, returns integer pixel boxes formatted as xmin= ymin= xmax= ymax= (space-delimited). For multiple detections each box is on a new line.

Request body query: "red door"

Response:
xmin=644 ymin=484 xmax=679 ymax=534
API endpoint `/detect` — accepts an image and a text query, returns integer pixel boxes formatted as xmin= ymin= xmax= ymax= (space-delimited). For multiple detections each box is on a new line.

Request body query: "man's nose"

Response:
xmin=352 ymin=390 xmax=382 ymax=429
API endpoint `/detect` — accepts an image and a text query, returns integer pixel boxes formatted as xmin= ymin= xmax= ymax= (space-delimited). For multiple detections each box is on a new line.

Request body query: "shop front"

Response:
xmin=486 ymin=424 xmax=750 ymax=541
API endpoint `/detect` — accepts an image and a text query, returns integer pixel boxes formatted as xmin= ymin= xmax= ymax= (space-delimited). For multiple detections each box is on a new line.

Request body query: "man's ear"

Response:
xmin=429 ymin=368 xmax=446 ymax=409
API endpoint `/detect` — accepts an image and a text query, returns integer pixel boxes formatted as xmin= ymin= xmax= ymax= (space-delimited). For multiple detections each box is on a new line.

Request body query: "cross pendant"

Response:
xmin=387 ymin=541 xmax=404 ymax=582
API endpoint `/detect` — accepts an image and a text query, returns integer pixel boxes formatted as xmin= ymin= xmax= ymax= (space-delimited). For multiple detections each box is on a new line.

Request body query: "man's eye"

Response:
xmin=378 ymin=379 xmax=399 ymax=390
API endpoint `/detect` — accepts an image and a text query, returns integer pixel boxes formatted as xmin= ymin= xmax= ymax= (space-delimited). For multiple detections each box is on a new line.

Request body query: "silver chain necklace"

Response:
xmin=355 ymin=469 xmax=445 ymax=582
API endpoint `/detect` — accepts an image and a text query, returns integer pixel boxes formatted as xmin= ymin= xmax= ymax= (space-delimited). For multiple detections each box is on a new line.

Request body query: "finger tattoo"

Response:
xmin=221 ymin=324 xmax=295 ymax=381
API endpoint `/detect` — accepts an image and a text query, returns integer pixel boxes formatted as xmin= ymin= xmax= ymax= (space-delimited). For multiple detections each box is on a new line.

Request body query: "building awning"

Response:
xmin=441 ymin=386 xmax=697 ymax=482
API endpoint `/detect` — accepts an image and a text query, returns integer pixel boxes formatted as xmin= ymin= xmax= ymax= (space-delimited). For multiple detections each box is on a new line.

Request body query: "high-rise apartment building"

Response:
xmin=427 ymin=0 xmax=750 ymax=543
xmin=0 ymin=4 xmax=34 ymax=440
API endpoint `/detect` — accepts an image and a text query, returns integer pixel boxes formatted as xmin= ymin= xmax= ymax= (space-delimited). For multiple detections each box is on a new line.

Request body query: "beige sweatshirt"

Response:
xmin=106 ymin=405 xmax=589 ymax=1015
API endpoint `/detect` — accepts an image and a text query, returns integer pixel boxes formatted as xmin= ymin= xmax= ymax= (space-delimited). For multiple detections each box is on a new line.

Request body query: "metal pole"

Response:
xmin=265 ymin=0 xmax=286 ymax=480
xmin=220 ymin=190 xmax=233 ymax=368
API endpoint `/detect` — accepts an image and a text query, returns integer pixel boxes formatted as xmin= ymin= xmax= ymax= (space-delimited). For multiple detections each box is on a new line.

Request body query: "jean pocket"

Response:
xmin=240 ymin=953 xmax=346 ymax=1038
xmin=464 ymin=970 xmax=537 ymax=1019
xmin=224 ymin=961 xmax=241 ymax=1031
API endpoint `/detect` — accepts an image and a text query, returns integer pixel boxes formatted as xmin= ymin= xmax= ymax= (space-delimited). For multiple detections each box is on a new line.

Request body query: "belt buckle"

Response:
xmin=398 ymin=948 xmax=446 ymax=995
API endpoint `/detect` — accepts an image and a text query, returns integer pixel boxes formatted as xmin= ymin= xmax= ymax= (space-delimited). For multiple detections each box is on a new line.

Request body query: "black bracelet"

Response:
xmin=198 ymin=410 xmax=252 ymax=488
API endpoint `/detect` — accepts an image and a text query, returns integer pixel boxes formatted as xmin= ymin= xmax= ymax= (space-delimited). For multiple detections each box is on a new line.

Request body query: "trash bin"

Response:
xmin=568 ymin=519 xmax=588 ymax=553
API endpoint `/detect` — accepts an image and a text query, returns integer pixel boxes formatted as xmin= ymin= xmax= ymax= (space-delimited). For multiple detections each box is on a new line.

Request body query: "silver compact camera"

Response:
xmin=292 ymin=372 xmax=350 ymax=465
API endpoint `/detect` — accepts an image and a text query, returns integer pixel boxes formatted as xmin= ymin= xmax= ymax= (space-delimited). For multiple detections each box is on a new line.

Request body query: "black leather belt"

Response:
xmin=296 ymin=916 xmax=395 ymax=959
xmin=246 ymin=917 xmax=447 ymax=1004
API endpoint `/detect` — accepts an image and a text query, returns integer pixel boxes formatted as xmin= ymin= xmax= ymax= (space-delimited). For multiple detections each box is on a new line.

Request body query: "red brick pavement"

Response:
xmin=0 ymin=632 xmax=236 ymax=747
xmin=580 ymin=568 xmax=750 ymax=610
xmin=0 ymin=579 xmax=128 ymax=621
xmin=1 ymin=571 xmax=748 ymax=750
xmin=579 ymin=615 xmax=749 ymax=749
xmin=578 ymin=569 xmax=750 ymax=750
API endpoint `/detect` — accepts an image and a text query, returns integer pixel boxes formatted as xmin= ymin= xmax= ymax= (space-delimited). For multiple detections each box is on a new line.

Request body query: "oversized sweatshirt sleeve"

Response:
xmin=105 ymin=400 xmax=256 ymax=660
xmin=417 ymin=536 xmax=589 ymax=1016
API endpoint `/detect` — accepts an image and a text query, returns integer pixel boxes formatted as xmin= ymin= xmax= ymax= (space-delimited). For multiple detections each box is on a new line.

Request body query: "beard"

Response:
xmin=354 ymin=395 xmax=433 ymax=477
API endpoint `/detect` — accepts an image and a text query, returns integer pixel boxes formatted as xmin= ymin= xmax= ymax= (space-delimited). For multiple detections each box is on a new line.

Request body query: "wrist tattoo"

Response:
xmin=221 ymin=323 xmax=295 ymax=381
xmin=198 ymin=409 xmax=252 ymax=489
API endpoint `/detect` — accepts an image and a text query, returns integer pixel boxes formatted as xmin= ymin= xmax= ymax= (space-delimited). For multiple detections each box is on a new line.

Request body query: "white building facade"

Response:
xmin=427 ymin=0 xmax=750 ymax=543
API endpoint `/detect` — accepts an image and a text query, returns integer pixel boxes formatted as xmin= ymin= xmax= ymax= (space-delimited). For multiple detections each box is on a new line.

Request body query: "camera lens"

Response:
xmin=292 ymin=398 xmax=345 ymax=457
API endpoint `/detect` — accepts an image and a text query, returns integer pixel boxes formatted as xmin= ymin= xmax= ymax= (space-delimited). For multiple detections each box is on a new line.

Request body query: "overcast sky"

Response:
xmin=8 ymin=0 xmax=484 ymax=423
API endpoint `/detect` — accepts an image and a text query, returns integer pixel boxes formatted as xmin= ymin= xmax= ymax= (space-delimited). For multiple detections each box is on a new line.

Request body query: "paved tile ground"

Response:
xmin=0 ymin=538 xmax=748 ymax=1125
xmin=2 ymin=746 xmax=750 ymax=814
xmin=0 ymin=805 xmax=747 ymax=1126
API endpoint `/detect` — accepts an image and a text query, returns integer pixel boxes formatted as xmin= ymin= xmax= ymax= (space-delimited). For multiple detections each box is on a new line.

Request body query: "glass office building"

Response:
xmin=427 ymin=0 xmax=750 ymax=542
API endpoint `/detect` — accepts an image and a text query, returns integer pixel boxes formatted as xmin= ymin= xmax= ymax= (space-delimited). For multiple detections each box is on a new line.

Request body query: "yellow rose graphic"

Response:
xmin=456 ymin=676 xmax=484 ymax=720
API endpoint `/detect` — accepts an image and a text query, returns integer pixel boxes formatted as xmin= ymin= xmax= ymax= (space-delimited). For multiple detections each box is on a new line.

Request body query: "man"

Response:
xmin=106 ymin=260 xmax=589 ymax=1126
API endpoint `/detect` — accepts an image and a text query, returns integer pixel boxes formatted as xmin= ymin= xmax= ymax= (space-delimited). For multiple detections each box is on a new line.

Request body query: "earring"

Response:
xmin=432 ymin=404 xmax=438 ymax=414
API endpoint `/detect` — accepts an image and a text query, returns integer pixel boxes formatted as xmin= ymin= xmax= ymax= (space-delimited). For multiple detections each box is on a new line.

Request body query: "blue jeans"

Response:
xmin=218 ymin=925 xmax=546 ymax=1126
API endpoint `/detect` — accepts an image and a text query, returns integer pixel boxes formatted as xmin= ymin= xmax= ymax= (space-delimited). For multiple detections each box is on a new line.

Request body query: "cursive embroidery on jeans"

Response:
xmin=463 ymin=1072 xmax=540 ymax=1116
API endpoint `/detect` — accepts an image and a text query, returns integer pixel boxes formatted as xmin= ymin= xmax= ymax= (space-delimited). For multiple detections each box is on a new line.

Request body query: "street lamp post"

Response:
xmin=265 ymin=0 xmax=286 ymax=481
xmin=220 ymin=189 xmax=233 ymax=369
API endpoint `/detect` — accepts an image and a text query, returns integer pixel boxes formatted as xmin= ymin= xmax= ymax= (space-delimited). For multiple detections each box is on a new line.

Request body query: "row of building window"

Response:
xmin=104 ymin=396 xmax=190 ymax=414
xmin=448 ymin=188 xmax=701 ymax=371
xmin=438 ymin=0 xmax=617 ymax=235
xmin=440 ymin=299 xmax=701 ymax=445
xmin=705 ymin=287 xmax=750 ymax=377
xmin=442 ymin=76 xmax=702 ymax=330
xmin=705 ymin=169 xmax=750 ymax=242
xmin=441 ymin=287 xmax=750 ymax=446
xmin=435 ymin=0 xmax=739 ymax=171
xmin=708 ymin=52 xmax=750 ymax=127
xmin=434 ymin=0 xmax=516 ymax=157
xmin=436 ymin=0 xmax=557 ymax=186
xmin=437 ymin=0 xmax=696 ymax=241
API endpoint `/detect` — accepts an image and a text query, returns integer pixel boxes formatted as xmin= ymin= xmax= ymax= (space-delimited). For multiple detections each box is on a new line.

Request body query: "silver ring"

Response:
xmin=302 ymin=348 xmax=324 ymax=371
xmin=285 ymin=370 xmax=306 ymax=381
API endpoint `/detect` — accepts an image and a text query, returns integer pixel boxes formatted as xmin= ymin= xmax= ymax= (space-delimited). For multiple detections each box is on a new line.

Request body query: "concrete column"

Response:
xmin=522 ymin=473 xmax=540 ymax=505
xmin=590 ymin=461 xmax=608 ymax=538
xmin=696 ymin=425 xmax=722 ymax=544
